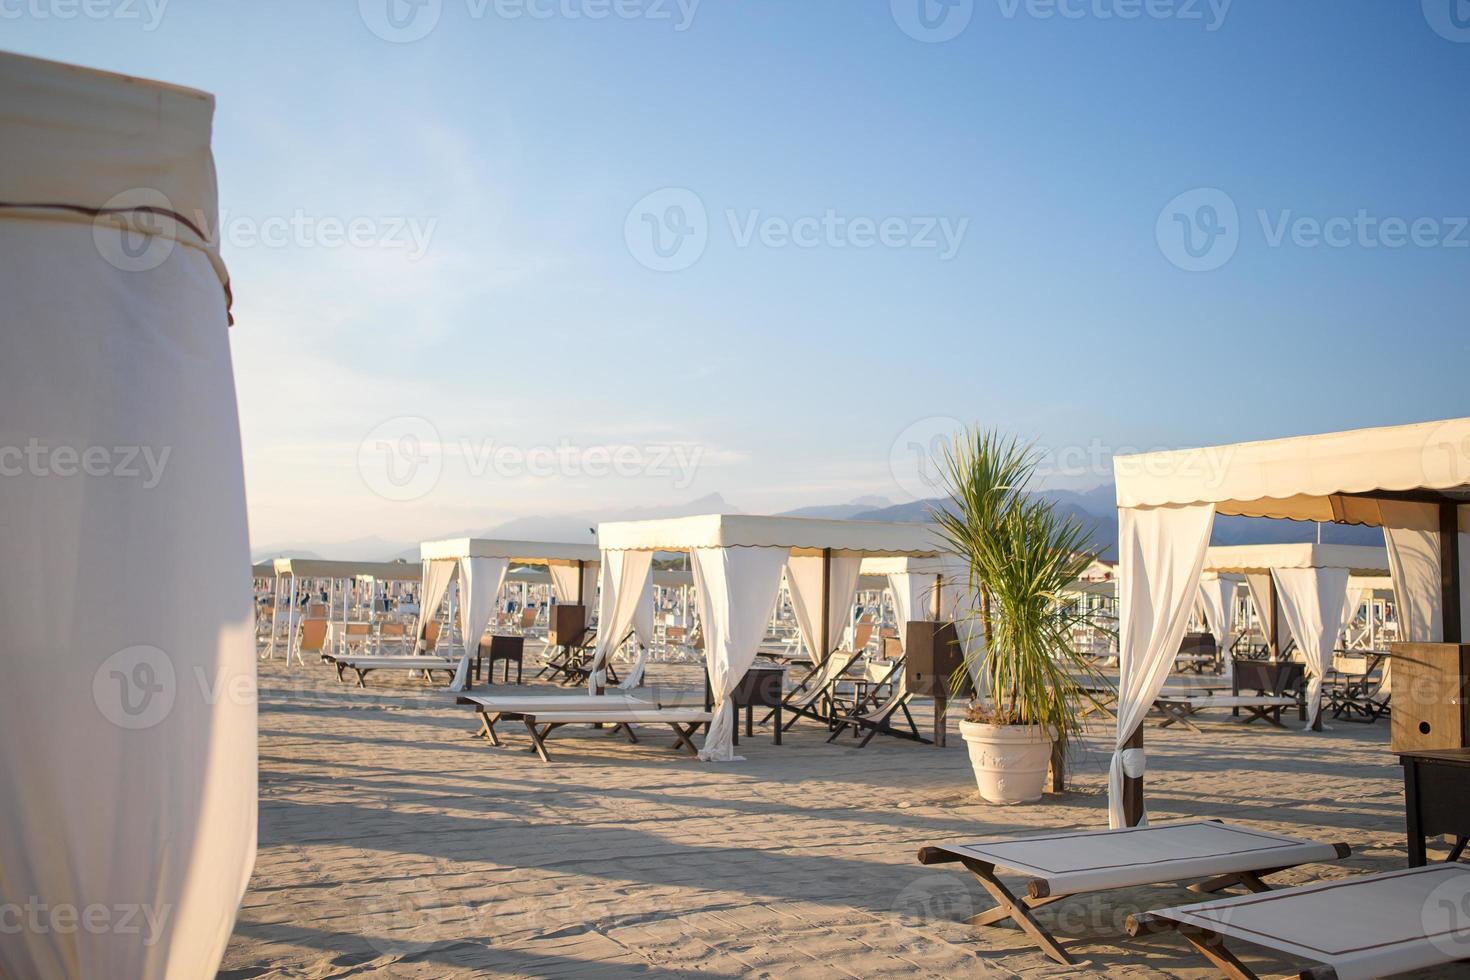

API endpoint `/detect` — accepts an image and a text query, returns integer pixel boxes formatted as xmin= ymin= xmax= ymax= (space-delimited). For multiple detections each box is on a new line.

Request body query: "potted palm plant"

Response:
xmin=931 ymin=429 xmax=1104 ymax=805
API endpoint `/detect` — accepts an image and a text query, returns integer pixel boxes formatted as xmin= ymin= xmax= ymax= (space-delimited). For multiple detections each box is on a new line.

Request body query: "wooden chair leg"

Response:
xmin=960 ymin=859 xmax=1073 ymax=966
xmin=522 ymin=717 xmax=551 ymax=762
xmin=1180 ymin=929 xmax=1260 ymax=980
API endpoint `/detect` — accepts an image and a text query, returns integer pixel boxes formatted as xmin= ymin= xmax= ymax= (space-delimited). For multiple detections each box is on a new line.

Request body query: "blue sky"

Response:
xmin=8 ymin=0 xmax=1469 ymax=548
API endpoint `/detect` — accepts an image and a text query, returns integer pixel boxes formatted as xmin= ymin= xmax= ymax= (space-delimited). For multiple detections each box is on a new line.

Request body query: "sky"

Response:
xmin=7 ymin=0 xmax=1470 ymax=550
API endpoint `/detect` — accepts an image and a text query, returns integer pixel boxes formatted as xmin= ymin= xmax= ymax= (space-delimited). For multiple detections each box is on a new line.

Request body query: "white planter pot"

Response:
xmin=959 ymin=720 xmax=1053 ymax=805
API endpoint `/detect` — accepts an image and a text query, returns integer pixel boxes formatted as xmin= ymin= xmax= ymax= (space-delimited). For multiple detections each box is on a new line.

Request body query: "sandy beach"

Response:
xmin=217 ymin=648 xmax=1455 ymax=979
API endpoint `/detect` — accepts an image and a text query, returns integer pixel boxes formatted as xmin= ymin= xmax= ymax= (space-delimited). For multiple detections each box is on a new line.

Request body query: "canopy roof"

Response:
xmin=251 ymin=562 xmax=275 ymax=578
xmin=1114 ymin=417 xmax=1470 ymax=526
xmin=1202 ymin=543 xmax=1390 ymax=576
xmin=271 ymin=558 xmax=421 ymax=581
xmin=599 ymin=514 xmax=944 ymax=557
xmin=419 ymin=537 xmax=600 ymax=567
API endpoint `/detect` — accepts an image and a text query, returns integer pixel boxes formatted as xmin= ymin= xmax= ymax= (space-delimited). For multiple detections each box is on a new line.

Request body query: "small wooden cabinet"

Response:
xmin=1390 ymin=643 xmax=1470 ymax=753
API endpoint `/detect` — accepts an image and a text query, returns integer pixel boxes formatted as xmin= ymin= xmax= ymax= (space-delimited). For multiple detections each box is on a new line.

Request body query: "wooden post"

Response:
xmin=933 ymin=573 xmax=947 ymax=748
xmin=1268 ymin=573 xmax=1280 ymax=660
xmin=575 ymin=559 xmax=585 ymax=606
xmin=1122 ymin=724 xmax=1145 ymax=826
xmin=822 ymin=548 xmax=833 ymax=657
xmin=1441 ymin=502 xmax=1462 ymax=644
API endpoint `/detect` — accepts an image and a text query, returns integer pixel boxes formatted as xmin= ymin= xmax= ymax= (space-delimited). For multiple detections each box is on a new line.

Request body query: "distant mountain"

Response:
xmin=260 ymin=484 xmax=1385 ymax=567
xmin=780 ymin=494 xmax=895 ymax=520
xmin=845 ymin=484 xmax=1380 ymax=561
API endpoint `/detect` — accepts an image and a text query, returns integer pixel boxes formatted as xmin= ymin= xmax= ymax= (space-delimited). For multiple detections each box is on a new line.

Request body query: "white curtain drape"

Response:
xmin=1197 ymin=574 xmax=1237 ymax=680
xmin=691 ymin=546 xmax=789 ymax=762
xmin=1243 ymin=572 xmax=1278 ymax=653
xmin=586 ymin=550 xmax=653 ymax=692
xmin=1270 ymin=567 xmax=1351 ymax=730
xmin=413 ymin=559 xmax=457 ymax=653
xmin=549 ymin=562 xmax=597 ymax=610
xmin=1109 ymin=504 xmax=1216 ymax=828
xmin=887 ymin=573 xmax=931 ymax=650
xmin=450 ymin=557 xmax=509 ymax=692
xmin=1379 ymin=500 xmax=1470 ymax=644
xmin=785 ymin=553 xmax=862 ymax=663
xmin=615 ymin=573 xmax=656 ymax=690
xmin=0 ymin=52 xmax=253 ymax=980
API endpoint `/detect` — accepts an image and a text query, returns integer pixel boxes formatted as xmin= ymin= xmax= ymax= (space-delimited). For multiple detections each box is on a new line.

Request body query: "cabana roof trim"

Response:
xmin=1114 ymin=417 xmax=1470 ymax=525
xmin=419 ymin=537 xmax=601 ymax=566
xmin=1201 ymin=543 xmax=1390 ymax=577
xmin=271 ymin=558 xmax=420 ymax=581
xmin=597 ymin=514 xmax=944 ymax=557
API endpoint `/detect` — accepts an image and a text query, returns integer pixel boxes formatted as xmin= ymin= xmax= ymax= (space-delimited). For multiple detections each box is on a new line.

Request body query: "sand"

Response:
xmin=218 ymin=646 xmax=1457 ymax=978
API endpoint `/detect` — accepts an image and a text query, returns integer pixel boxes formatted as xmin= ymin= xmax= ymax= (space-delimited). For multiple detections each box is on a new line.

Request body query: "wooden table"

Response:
xmin=1399 ymin=747 xmax=1470 ymax=866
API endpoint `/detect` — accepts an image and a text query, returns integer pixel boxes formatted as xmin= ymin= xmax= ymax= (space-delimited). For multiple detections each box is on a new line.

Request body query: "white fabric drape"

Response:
xmin=1382 ymin=502 xmax=1446 ymax=643
xmin=1243 ymin=572 xmax=1280 ymax=653
xmin=1197 ymin=574 xmax=1237 ymax=680
xmin=450 ymin=557 xmax=509 ymax=692
xmin=785 ymin=553 xmax=862 ymax=663
xmin=586 ymin=550 xmax=653 ymax=692
xmin=0 ymin=53 xmax=253 ymax=980
xmin=549 ymin=562 xmax=597 ymax=610
xmin=690 ymin=546 xmax=789 ymax=762
xmin=615 ymin=572 xmax=656 ymax=690
xmin=414 ymin=559 xmax=457 ymax=653
xmin=1270 ymin=567 xmax=1351 ymax=730
xmin=1109 ymin=504 xmax=1216 ymax=828
xmin=887 ymin=573 xmax=931 ymax=649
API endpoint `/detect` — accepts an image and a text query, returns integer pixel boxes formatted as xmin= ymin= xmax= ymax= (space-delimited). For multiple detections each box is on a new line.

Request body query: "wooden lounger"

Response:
xmin=916 ymin=820 xmax=1349 ymax=966
xmin=458 ymin=695 xmax=710 ymax=761
xmin=825 ymin=661 xmax=928 ymax=747
xmin=1129 ymin=863 xmax=1470 ymax=979
xmin=329 ymin=655 xmax=458 ymax=687
xmin=1155 ymin=695 xmax=1300 ymax=731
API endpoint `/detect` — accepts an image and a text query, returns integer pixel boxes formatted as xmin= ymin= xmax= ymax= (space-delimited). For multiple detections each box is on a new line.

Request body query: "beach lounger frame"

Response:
xmin=1154 ymin=695 xmax=1300 ymax=732
xmin=767 ymin=649 xmax=860 ymax=732
xmin=458 ymin=695 xmax=710 ymax=762
xmin=329 ymin=654 xmax=459 ymax=688
xmin=825 ymin=659 xmax=928 ymax=747
xmin=916 ymin=820 xmax=1349 ymax=967
xmin=1128 ymin=863 xmax=1470 ymax=980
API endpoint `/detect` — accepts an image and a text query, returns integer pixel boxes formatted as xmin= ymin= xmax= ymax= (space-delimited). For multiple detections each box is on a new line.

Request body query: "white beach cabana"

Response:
xmin=1110 ymin=417 xmax=1470 ymax=826
xmin=417 ymin=538 xmax=601 ymax=690
xmin=596 ymin=515 xmax=948 ymax=761
xmin=266 ymin=557 xmax=422 ymax=661
xmin=1199 ymin=543 xmax=1390 ymax=729
xmin=0 ymin=53 xmax=252 ymax=979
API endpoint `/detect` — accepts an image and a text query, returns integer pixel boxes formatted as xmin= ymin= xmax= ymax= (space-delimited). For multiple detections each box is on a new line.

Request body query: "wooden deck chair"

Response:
xmin=918 ymin=820 xmax=1349 ymax=967
xmin=826 ymin=659 xmax=927 ymax=746
xmin=294 ymin=618 xmax=328 ymax=664
xmin=307 ymin=602 xmax=328 ymax=618
xmin=768 ymin=648 xmax=860 ymax=730
xmin=378 ymin=621 xmax=408 ymax=654
xmin=1327 ymin=651 xmax=1390 ymax=723
xmin=420 ymin=618 xmax=442 ymax=652
xmin=341 ymin=621 xmax=373 ymax=656
xmin=1129 ymin=863 xmax=1467 ymax=980
xmin=518 ymin=607 xmax=539 ymax=632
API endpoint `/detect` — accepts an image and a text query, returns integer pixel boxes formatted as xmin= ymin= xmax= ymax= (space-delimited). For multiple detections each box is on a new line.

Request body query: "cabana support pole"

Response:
xmin=819 ymin=548 xmax=832 ymax=664
xmin=1122 ymin=726 xmax=1145 ymax=826
xmin=1268 ymin=575 xmax=1280 ymax=660
xmin=1440 ymin=502 xmax=1461 ymax=643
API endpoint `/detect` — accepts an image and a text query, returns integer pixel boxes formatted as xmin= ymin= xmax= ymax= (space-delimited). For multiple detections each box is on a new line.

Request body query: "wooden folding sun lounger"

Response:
xmin=1155 ymin=695 xmax=1300 ymax=731
xmin=825 ymin=661 xmax=927 ymax=747
xmin=1128 ymin=863 xmax=1470 ymax=979
xmin=329 ymin=655 xmax=458 ymax=687
xmin=916 ymin=820 xmax=1349 ymax=966
xmin=457 ymin=695 xmax=710 ymax=761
